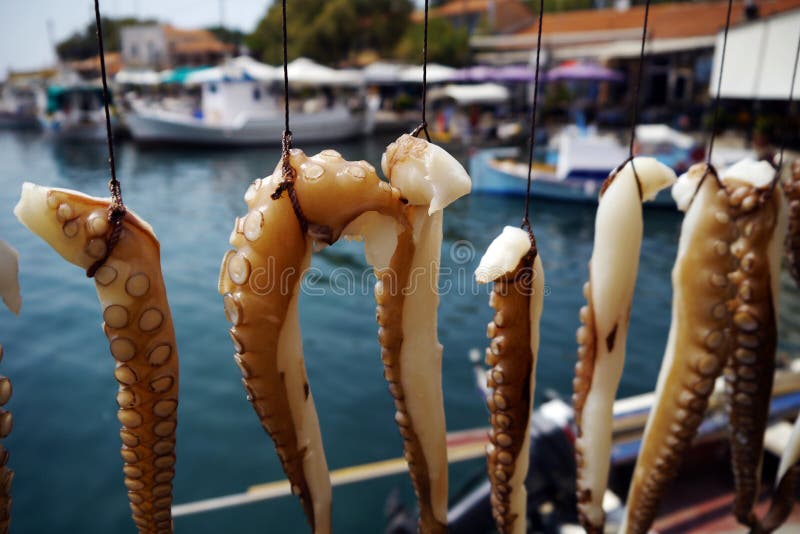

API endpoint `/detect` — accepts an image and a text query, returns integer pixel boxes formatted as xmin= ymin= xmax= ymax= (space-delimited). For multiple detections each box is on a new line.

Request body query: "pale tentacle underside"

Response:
xmin=381 ymin=134 xmax=470 ymax=532
xmin=572 ymin=158 xmax=675 ymax=532
xmin=621 ymin=164 xmax=736 ymax=534
xmin=475 ymin=226 xmax=544 ymax=534
xmin=720 ymin=160 xmax=786 ymax=529
xmin=15 ymin=184 xmax=179 ymax=534
xmin=0 ymin=239 xmax=19 ymax=534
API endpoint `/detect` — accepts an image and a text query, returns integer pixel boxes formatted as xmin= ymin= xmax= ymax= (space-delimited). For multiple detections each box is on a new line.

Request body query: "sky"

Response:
xmin=0 ymin=0 xmax=274 ymax=75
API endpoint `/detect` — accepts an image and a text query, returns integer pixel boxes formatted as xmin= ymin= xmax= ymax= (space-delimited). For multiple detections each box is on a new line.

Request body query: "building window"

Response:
xmin=253 ymin=87 xmax=261 ymax=100
xmin=209 ymin=83 xmax=217 ymax=93
xmin=130 ymin=44 xmax=139 ymax=58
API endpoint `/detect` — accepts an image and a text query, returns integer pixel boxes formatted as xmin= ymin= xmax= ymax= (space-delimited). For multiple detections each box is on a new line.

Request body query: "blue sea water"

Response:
xmin=0 ymin=129 xmax=798 ymax=533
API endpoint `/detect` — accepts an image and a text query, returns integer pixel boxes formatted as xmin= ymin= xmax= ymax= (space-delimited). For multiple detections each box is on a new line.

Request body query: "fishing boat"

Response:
xmin=39 ymin=84 xmax=119 ymax=141
xmin=469 ymin=125 xmax=756 ymax=207
xmin=0 ymin=83 xmax=42 ymax=129
xmin=124 ymin=56 xmax=376 ymax=146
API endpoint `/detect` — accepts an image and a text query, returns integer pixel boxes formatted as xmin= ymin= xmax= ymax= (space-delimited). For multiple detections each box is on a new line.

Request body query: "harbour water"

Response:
xmin=0 ymin=130 xmax=799 ymax=533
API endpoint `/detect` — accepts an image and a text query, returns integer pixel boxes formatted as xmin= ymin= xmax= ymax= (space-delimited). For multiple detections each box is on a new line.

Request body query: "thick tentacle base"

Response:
xmin=784 ymin=161 xmax=800 ymax=288
xmin=572 ymin=158 xmax=675 ymax=532
xmin=220 ymin=149 xmax=411 ymax=533
xmin=15 ymin=184 xmax=179 ymax=534
xmin=720 ymin=160 xmax=787 ymax=529
xmin=475 ymin=226 xmax=544 ymax=534
xmin=621 ymin=164 xmax=736 ymax=534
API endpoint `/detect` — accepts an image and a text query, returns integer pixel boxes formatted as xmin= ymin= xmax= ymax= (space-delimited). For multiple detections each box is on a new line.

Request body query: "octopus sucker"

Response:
xmin=719 ymin=159 xmax=787 ymax=529
xmin=621 ymin=163 xmax=735 ymax=534
xmin=475 ymin=226 xmax=544 ymax=534
xmin=14 ymin=183 xmax=179 ymax=533
xmin=571 ymin=157 xmax=676 ymax=532
xmin=377 ymin=134 xmax=470 ymax=532
xmin=784 ymin=161 xmax=800 ymax=287
xmin=0 ymin=239 xmax=20 ymax=534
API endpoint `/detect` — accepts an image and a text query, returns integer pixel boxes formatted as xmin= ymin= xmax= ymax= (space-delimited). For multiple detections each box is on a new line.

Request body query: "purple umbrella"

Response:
xmin=544 ymin=62 xmax=625 ymax=82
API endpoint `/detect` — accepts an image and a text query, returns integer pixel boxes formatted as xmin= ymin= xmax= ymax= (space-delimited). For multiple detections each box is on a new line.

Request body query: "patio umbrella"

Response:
xmin=544 ymin=61 xmax=624 ymax=82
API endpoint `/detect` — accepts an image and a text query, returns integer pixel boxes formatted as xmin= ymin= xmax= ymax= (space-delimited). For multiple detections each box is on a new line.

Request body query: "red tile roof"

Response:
xmin=515 ymin=0 xmax=800 ymax=39
xmin=415 ymin=0 xmax=535 ymax=33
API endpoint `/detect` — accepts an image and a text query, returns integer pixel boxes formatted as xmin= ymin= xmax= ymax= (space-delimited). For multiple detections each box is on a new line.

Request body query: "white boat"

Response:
xmin=470 ymin=125 xmax=756 ymax=207
xmin=124 ymin=56 xmax=375 ymax=146
xmin=40 ymin=84 xmax=119 ymax=141
xmin=0 ymin=84 xmax=41 ymax=129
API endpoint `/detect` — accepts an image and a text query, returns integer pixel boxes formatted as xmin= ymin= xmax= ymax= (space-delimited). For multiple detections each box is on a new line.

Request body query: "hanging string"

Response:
xmin=271 ymin=0 xmax=310 ymax=235
xmin=775 ymin=30 xmax=800 ymax=173
xmin=705 ymin=0 xmax=734 ymax=167
xmin=628 ymin=0 xmax=651 ymax=159
xmin=520 ymin=0 xmax=543 ymax=245
xmin=87 ymin=0 xmax=126 ymax=278
xmin=411 ymin=0 xmax=431 ymax=140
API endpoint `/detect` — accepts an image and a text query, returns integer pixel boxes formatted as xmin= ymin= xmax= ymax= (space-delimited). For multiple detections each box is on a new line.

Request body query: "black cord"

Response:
xmin=88 ymin=0 xmax=125 ymax=278
xmin=282 ymin=0 xmax=290 ymax=139
xmin=628 ymin=0 xmax=651 ymax=158
xmin=521 ymin=0 xmax=544 ymax=237
xmin=412 ymin=0 xmax=431 ymax=140
xmin=706 ymin=0 xmax=734 ymax=166
xmin=776 ymin=31 xmax=800 ymax=172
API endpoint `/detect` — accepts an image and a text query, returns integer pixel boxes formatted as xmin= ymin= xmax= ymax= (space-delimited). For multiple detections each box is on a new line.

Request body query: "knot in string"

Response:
xmin=271 ymin=130 xmax=309 ymax=235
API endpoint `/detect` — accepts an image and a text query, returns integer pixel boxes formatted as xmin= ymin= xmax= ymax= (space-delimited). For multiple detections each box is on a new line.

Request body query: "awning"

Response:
xmin=286 ymin=57 xmax=363 ymax=86
xmin=160 ymin=66 xmax=212 ymax=84
xmin=184 ymin=56 xmax=279 ymax=84
xmin=428 ymin=83 xmax=510 ymax=105
xmin=709 ymin=9 xmax=800 ymax=100
xmin=115 ymin=69 xmax=161 ymax=85
xmin=398 ymin=63 xmax=457 ymax=84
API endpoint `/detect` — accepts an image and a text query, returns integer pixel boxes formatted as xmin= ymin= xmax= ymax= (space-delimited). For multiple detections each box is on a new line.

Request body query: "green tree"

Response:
xmin=56 ymin=17 xmax=153 ymax=61
xmin=206 ymin=25 xmax=246 ymax=46
xmin=245 ymin=0 xmax=414 ymax=65
xmin=395 ymin=18 xmax=470 ymax=66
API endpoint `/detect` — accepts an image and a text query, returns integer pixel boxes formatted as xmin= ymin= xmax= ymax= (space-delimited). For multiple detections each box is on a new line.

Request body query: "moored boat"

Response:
xmin=39 ymin=84 xmax=120 ymax=141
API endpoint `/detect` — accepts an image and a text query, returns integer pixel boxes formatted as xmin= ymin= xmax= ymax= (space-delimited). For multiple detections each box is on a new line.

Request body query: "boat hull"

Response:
xmin=470 ymin=148 xmax=676 ymax=208
xmin=126 ymin=108 xmax=372 ymax=146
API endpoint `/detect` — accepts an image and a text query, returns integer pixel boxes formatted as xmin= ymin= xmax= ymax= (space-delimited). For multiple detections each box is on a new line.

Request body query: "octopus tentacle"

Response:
xmin=572 ymin=158 xmax=675 ymax=533
xmin=720 ymin=160 xmax=787 ymax=529
xmin=380 ymin=134 xmax=470 ymax=532
xmin=15 ymin=184 xmax=179 ymax=534
xmin=784 ymin=161 xmax=800 ymax=287
xmin=220 ymin=149 xmax=413 ymax=533
xmin=754 ymin=162 xmax=800 ymax=532
xmin=620 ymin=164 xmax=736 ymax=534
xmin=755 ymin=414 xmax=800 ymax=533
xmin=475 ymin=226 xmax=544 ymax=534
xmin=0 ymin=239 xmax=20 ymax=534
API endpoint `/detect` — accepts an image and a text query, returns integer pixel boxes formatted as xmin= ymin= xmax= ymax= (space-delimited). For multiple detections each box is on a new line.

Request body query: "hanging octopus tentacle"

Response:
xmin=755 ymin=411 xmax=800 ymax=533
xmin=620 ymin=164 xmax=736 ymax=533
xmin=572 ymin=158 xmax=675 ymax=533
xmin=754 ymin=162 xmax=800 ymax=533
xmin=380 ymin=134 xmax=471 ymax=532
xmin=475 ymin=227 xmax=544 ymax=534
xmin=0 ymin=239 xmax=20 ymax=534
xmin=15 ymin=184 xmax=179 ymax=534
xmin=220 ymin=149 xmax=417 ymax=533
xmin=720 ymin=160 xmax=787 ymax=529
xmin=784 ymin=161 xmax=800 ymax=287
